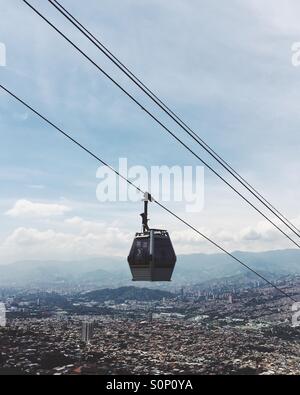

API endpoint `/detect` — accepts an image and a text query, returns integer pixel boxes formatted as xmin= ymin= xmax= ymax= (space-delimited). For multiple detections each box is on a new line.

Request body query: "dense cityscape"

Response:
xmin=1 ymin=276 xmax=300 ymax=375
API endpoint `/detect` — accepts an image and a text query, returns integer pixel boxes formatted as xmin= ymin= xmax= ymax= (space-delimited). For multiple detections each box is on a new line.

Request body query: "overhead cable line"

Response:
xmin=21 ymin=0 xmax=300 ymax=249
xmin=0 ymin=83 xmax=297 ymax=303
xmin=48 ymin=0 xmax=300 ymax=239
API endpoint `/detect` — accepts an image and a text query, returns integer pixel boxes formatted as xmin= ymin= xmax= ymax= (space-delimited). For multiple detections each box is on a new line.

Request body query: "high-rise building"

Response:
xmin=180 ymin=287 xmax=185 ymax=301
xmin=148 ymin=311 xmax=153 ymax=322
xmin=81 ymin=321 xmax=94 ymax=344
xmin=0 ymin=303 xmax=6 ymax=328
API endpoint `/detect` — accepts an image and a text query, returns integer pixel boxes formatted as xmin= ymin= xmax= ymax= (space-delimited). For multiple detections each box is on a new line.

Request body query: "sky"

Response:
xmin=0 ymin=0 xmax=299 ymax=264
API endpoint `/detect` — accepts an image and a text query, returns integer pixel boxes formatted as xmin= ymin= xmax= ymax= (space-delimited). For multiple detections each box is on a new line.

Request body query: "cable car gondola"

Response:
xmin=127 ymin=193 xmax=177 ymax=281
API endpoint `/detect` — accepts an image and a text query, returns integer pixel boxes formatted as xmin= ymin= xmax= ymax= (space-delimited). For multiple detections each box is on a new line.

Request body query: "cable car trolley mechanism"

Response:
xmin=127 ymin=192 xmax=177 ymax=281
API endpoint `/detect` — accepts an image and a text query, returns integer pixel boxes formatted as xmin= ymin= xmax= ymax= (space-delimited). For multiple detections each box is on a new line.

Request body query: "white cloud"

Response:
xmin=246 ymin=0 xmax=300 ymax=34
xmin=0 ymin=212 xmax=299 ymax=264
xmin=240 ymin=228 xmax=261 ymax=241
xmin=64 ymin=216 xmax=106 ymax=234
xmin=5 ymin=199 xmax=71 ymax=218
xmin=0 ymin=219 xmax=131 ymax=263
xmin=168 ymin=214 xmax=300 ymax=254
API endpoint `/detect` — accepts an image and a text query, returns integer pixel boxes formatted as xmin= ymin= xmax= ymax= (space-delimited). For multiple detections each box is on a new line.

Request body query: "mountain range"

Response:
xmin=0 ymin=249 xmax=299 ymax=289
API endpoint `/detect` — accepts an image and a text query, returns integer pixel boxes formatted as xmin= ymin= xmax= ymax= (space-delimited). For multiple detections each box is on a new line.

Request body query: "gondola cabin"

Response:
xmin=127 ymin=192 xmax=177 ymax=281
xmin=128 ymin=229 xmax=176 ymax=281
